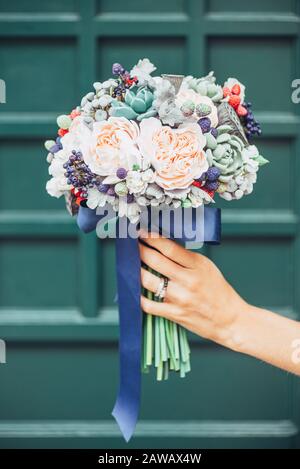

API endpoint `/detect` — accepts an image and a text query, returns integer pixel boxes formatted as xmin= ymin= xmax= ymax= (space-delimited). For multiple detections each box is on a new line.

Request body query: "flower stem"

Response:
xmin=159 ymin=316 xmax=168 ymax=363
xmin=154 ymin=314 xmax=160 ymax=368
xmin=142 ymin=264 xmax=191 ymax=380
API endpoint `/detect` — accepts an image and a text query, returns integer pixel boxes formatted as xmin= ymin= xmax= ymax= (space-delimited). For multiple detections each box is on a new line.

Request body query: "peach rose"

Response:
xmin=175 ymin=88 xmax=218 ymax=127
xmin=138 ymin=117 xmax=208 ymax=190
xmin=82 ymin=117 xmax=141 ymax=176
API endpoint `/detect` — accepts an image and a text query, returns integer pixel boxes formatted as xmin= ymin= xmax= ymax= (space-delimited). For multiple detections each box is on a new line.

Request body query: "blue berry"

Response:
xmin=197 ymin=117 xmax=211 ymax=133
xmin=116 ymin=167 xmax=127 ymax=179
xmin=210 ymin=127 xmax=218 ymax=138
xmin=65 ymin=151 xmax=98 ymax=192
xmin=55 ymin=137 xmax=62 ymax=149
xmin=112 ymin=63 xmax=124 ymax=75
xmin=242 ymin=102 xmax=261 ymax=139
xmin=99 ymin=183 xmax=110 ymax=193
xmin=127 ymin=193 xmax=134 ymax=203
xmin=49 ymin=144 xmax=61 ymax=154
xmin=206 ymin=167 xmax=221 ymax=182
xmin=205 ymin=181 xmax=219 ymax=191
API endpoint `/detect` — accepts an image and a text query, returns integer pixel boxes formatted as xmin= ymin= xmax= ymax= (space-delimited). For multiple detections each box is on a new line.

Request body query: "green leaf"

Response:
xmin=110 ymin=104 xmax=138 ymax=120
xmin=125 ymin=90 xmax=134 ymax=106
xmin=136 ymin=108 xmax=157 ymax=121
xmin=255 ymin=154 xmax=269 ymax=166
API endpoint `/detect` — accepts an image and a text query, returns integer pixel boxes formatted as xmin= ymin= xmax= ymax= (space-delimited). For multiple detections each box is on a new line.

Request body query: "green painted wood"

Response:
xmin=0 ymin=0 xmax=299 ymax=449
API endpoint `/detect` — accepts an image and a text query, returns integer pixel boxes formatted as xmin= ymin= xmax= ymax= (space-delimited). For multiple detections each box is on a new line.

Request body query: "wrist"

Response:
xmin=216 ymin=299 xmax=253 ymax=353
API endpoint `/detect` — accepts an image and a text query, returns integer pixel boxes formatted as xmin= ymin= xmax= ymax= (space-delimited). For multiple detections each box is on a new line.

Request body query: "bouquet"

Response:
xmin=45 ymin=58 xmax=268 ymax=440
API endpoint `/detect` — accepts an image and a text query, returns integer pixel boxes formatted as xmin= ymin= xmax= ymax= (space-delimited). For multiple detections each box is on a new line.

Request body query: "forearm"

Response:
xmin=224 ymin=303 xmax=300 ymax=375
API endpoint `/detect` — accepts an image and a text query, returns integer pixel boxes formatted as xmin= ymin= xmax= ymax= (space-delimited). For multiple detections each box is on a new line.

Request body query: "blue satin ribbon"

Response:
xmin=77 ymin=204 xmax=221 ymax=441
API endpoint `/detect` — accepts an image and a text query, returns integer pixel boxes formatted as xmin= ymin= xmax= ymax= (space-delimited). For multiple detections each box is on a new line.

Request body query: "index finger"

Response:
xmin=139 ymin=231 xmax=196 ymax=269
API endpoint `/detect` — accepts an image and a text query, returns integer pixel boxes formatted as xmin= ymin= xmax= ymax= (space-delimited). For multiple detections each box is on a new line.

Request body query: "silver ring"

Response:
xmin=155 ymin=278 xmax=165 ymax=298
xmin=155 ymin=276 xmax=168 ymax=301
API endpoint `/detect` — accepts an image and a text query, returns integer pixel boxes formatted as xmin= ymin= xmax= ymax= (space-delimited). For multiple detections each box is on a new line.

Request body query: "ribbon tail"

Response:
xmin=112 ymin=235 xmax=142 ymax=442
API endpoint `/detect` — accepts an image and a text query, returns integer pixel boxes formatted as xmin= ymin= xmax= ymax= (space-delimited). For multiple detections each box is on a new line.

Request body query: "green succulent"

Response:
xmin=186 ymin=72 xmax=223 ymax=103
xmin=205 ymin=126 xmax=245 ymax=182
xmin=110 ymin=85 xmax=157 ymax=121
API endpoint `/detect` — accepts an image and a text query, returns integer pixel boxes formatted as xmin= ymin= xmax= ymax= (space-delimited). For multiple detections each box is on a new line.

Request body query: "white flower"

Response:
xmin=145 ymin=183 xmax=164 ymax=200
xmin=118 ymin=198 xmax=141 ymax=224
xmin=47 ymin=116 xmax=92 ymax=199
xmin=86 ymin=188 xmax=108 ymax=209
xmin=165 ymin=188 xmax=190 ymax=200
xmin=48 ymin=158 xmax=65 ymax=179
xmin=172 ymin=200 xmax=182 ymax=209
xmin=126 ymin=170 xmax=147 ymax=194
xmin=150 ymin=198 xmax=161 ymax=207
xmin=136 ymin=196 xmax=150 ymax=206
xmin=152 ymin=77 xmax=175 ymax=109
xmin=46 ymin=176 xmax=71 ymax=198
xmin=158 ymin=99 xmax=184 ymax=127
xmin=46 ymin=153 xmax=53 ymax=164
xmin=141 ymin=168 xmax=155 ymax=183
xmin=189 ymin=186 xmax=213 ymax=207
xmin=130 ymin=58 xmax=157 ymax=86
xmin=62 ymin=116 xmax=92 ymax=155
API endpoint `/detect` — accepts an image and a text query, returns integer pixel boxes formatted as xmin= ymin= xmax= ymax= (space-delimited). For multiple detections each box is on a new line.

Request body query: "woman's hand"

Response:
xmin=139 ymin=233 xmax=246 ymax=347
xmin=139 ymin=234 xmax=300 ymax=375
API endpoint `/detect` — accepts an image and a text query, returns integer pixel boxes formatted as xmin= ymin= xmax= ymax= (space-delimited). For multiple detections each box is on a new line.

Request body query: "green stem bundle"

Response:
xmin=141 ymin=266 xmax=191 ymax=380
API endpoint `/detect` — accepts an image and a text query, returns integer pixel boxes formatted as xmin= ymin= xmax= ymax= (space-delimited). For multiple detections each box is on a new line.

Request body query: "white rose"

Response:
xmin=61 ymin=116 xmax=91 ymax=155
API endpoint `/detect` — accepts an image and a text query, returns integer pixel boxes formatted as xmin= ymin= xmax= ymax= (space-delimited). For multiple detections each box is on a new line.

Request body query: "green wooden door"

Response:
xmin=0 ymin=0 xmax=300 ymax=449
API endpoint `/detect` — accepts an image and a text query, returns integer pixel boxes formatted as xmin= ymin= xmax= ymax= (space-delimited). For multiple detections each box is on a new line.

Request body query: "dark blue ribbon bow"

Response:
xmin=77 ymin=205 xmax=221 ymax=441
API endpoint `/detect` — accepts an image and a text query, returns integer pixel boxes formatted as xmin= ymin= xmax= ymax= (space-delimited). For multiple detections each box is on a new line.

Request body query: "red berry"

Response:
xmin=70 ymin=109 xmax=80 ymax=119
xmin=73 ymin=188 xmax=82 ymax=197
xmin=192 ymin=181 xmax=202 ymax=188
xmin=76 ymin=196 xmax=86 ymax=206
xmin=231 ymin=84 xmax=241 ymax=95
xmin=228 ymin=95 xmax=241 ymax=109
xmin=201 ymin=186 xmax=215 ymax=198
xmin=223 ymin=87 xmax=231 ymax=98
xmin=236 ymin=105 xmax=248 ymax=117
xmin=58 ymin=128 xmax=68 ymax=137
